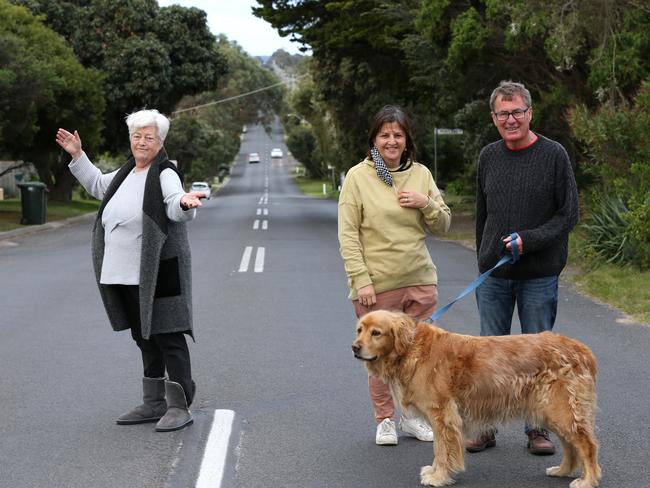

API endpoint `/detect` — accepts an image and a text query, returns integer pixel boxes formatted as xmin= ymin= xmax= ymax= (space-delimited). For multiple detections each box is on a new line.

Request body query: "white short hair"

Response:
xmin=125 ymin=109 xmax=170 ymax=142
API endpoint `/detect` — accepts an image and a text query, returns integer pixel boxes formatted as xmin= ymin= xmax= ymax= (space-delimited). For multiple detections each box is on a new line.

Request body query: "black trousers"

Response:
xmin=113 ymin=285 xmax=194 ymax=405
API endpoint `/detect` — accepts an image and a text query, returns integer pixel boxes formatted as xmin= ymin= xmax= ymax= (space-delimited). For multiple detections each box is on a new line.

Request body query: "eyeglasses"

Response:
xmin=131 ymin=134 xmax=158 ymax=144
xmin=493 ymin=107 xmax=530 ymax=121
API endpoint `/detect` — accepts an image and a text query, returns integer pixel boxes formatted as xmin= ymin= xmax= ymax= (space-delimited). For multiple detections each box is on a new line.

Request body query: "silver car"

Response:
xmin=189 ymin=181 xmax=211 ymax=200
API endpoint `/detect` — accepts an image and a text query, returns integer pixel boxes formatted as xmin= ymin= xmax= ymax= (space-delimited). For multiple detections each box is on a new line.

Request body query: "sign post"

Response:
xmin=433 ymin=128 xmax=464 ymax=182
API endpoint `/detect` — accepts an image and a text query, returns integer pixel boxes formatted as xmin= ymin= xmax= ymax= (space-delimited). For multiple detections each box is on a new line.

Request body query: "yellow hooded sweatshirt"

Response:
xmin=338 ymin=158 xmax=451 ymax=300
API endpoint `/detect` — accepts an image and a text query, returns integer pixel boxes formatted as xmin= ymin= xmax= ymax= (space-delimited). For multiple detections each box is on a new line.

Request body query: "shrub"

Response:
xmin=582 ymin=169 xmax=650 ymax=270
xmin=625 ymin=163 xmax=650 ymax=269
xmin=582 ymin=194 xmax=635 ymax=267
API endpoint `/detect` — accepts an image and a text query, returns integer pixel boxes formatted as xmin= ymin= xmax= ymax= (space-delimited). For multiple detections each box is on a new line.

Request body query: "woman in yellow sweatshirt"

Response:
xmin=338 ymin=105 xmax=451 ymax=445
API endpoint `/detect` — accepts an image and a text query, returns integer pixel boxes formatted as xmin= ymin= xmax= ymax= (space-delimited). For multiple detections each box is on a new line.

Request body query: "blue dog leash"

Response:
xmin=429 ymin=232 xmax=520 ymax=322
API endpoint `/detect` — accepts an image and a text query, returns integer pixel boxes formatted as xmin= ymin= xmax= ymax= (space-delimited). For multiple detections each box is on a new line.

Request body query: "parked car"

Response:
xmin=189 ymin=181 xmax=211 ymax=200
xmin=271 ymin=148 xmax=283 ymax=158
xmin=248 ymin=152 xmax=260 ymax=163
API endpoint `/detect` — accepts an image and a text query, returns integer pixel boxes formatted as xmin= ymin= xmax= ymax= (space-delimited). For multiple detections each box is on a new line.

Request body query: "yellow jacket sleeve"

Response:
xmin=420 ymin=173 xmax=451 ymax=234
xmin=338 ymin=173 xmax=373 ymax=292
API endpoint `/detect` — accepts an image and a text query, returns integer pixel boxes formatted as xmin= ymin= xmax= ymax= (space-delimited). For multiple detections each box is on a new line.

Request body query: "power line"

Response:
xmin=172 ymin=74 xmax=307 ymax=117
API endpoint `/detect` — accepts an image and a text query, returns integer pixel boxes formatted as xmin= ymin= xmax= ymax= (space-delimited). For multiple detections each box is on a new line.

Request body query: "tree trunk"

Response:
xmin=47 ymin=170 xmax=76 ymax=202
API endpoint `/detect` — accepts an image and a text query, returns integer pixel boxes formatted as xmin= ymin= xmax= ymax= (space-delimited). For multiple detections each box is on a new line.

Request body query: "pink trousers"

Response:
xmin=353 ymin=285 xmax=438 ymax=422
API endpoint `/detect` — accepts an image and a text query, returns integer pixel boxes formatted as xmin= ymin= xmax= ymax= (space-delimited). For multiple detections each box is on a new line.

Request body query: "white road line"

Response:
xmin=254 ymin=247 xmax=265 ymax=272
xmin=262 ymin=220 xmax=268 ymax=230
xmin=195 ymin=409 xmax=235 ymax=488
xmin=253 ymin=220 xmax=260 ymax=230
xmin=256 ymin=208 xmax=261 ymax=215
xmin=263 ymin=209 xmax=268 ymax=216
xmin=258 ymin=197 xmax=263 ymax=204
xmin=238 ymin=246 xmax=253 ymax=272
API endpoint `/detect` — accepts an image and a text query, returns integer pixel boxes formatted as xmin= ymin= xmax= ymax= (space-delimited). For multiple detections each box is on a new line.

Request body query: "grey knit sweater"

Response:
xmin=475 ymin=134 xmax=579 ymax=279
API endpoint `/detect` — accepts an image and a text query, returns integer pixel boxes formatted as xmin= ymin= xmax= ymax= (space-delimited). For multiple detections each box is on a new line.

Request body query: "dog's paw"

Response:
xmin=420 ymin=465 xmax=455 ymax=486
xmin=569 ymin=478 xmax=597 ymax=488
xmin=546 ymin=465 xmax=573 ymax=477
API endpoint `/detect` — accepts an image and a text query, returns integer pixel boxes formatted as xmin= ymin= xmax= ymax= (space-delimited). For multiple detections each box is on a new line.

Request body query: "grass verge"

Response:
xmin=566 ymin=233 xmax=650 ymax=324
xmin=293 ymin=175 xmax=339 ymax=200
xmin=568 ymin=264 xmax=650 ymax=324
xmin=0 ymin=198 xmax=100 ymax=232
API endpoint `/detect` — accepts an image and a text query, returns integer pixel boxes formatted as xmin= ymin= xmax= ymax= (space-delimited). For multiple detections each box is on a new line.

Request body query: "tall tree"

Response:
xmin=256 ymin=0 xmax=650 ymax=187
xmin=11 ymin=0 xmax=228 ymax=151
xmin=0 ymin=0 xmax=104 ymax=200
xmin=255 ymin=1 xmax=422 ymax=170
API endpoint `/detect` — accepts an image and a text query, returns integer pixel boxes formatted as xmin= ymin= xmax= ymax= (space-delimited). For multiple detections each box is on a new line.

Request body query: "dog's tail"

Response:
xmin=574 ymin=339 xmax=598 ymax=379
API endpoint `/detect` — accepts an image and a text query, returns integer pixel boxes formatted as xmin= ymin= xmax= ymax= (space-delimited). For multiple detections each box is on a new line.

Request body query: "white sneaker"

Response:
xmin=375 ymin=418 xmax=398 ymax=445
xmin=399 ymin=415 xmax=434 ymax=441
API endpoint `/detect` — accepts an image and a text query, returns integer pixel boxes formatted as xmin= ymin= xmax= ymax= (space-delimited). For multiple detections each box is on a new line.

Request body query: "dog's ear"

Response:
xmin=392 ymin=314 xmax=415 ymax=356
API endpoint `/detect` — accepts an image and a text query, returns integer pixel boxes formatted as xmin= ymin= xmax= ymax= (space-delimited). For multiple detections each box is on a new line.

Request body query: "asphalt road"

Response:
xmin=1 ymin=122 xmax=649 ymax=488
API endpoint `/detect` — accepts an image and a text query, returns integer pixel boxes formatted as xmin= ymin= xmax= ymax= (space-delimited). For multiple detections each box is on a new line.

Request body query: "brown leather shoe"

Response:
xmin=527 ymin=429 xmax=555 ymax=455
xmin=465 ymin=431 xmax=496 ymax=453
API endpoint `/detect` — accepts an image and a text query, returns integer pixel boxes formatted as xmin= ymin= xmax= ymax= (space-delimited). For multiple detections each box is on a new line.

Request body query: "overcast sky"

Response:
xmin=157 ymin=0 xmax=305 ymax=57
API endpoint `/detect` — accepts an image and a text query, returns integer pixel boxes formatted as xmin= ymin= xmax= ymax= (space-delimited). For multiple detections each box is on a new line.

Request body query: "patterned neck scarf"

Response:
xmin=370 ymin=146 xmax=393 ymax=187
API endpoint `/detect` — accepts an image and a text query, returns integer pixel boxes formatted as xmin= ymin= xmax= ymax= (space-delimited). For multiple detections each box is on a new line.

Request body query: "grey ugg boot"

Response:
xmin=116 ymin=377 xmax=167 ymax=425
xmin=155 ymin=380 xmax=193 ymax=432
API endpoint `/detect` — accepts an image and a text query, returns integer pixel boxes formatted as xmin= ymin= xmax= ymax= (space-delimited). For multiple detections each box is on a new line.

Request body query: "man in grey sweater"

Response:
xmin=466 ymin=81 xmax=579 ymax=455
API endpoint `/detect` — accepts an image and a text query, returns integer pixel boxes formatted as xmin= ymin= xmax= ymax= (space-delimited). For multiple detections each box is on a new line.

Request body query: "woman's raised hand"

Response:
xmin=55 ymin=128 xmax=83 ymax=161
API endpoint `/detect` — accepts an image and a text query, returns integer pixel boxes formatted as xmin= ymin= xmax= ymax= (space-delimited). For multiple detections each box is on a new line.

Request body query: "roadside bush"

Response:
xmin=581 ymin=194 xmax=634 ymax=267
xmin=445 ymin=179 xmax=466 ymax=195
xmin=286 ymin=124 xmax=324 ymax=178
xmin=581 ymin=166 xmax=650 ymax=270
xmin=625 ymin=163 xmax=650 ymax=269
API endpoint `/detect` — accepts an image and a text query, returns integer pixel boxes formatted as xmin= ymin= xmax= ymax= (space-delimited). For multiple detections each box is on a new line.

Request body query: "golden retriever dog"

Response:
xmin=352 ymin=310 xmax=601 ymax=488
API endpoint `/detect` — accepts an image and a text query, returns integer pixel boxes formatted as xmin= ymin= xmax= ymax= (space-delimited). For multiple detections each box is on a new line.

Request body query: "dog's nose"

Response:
xmin=352 ymin=343 xmax=361 ymax=354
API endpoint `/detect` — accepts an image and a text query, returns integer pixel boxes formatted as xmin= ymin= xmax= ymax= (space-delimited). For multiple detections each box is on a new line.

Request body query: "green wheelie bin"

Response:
xmin=17 ymin=182 xmax=47 ymax=225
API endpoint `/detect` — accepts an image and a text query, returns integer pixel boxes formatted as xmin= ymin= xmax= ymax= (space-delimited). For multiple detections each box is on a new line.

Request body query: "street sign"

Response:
xmin=435 ymin=128 xmax=464 ymax=135
xmin=433 ymin=127 xmax=464 ymax=182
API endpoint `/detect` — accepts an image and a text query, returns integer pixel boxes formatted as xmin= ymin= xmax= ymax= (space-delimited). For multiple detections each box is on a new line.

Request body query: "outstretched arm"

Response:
xmin=55 ymin=128 xmax=83 ymax=161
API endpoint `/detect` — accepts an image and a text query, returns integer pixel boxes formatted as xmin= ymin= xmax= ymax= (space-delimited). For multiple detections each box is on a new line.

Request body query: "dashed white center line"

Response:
xmin=263 ymin=208 xmax=268 ymax=216
xmin=254 ymin=247 xmax=265 ymax=272
xmin=195 ymin=409 xmax=235 ymax=488
xmin=253 ymin=220 xmax=260 ymax=230
xmin=262 ymin=220 xmax=268 ymax=230
xmin=256 ymin=208 xmax=261 ymax=215
xmin=238 ymin=246 xmax=253 ymax=272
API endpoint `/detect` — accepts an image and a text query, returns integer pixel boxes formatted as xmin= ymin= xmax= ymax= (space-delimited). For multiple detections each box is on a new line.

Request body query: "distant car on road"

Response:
xmin=189 ymin=181 xmax=211 ymax=200
xmin=248 ymin=152 xmax=260 ymax=163
xmin=271 ymin=148 xmax=283 ymax=158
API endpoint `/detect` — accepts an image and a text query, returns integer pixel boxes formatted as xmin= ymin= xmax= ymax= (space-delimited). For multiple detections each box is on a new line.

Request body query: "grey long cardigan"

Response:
xmin=92 ymin=149 xmax=193 ymax=340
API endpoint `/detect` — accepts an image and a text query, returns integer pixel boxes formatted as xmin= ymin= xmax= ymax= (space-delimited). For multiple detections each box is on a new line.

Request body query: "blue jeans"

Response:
xmin=475 ymin=275 xmax=558 ymax=336
xmin=475 ymin=275 xmax=559 ymax=435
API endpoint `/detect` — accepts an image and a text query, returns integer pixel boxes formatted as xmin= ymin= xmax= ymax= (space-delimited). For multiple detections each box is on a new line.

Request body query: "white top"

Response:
xmin=69 ymin=152 xmax=196 ymax=284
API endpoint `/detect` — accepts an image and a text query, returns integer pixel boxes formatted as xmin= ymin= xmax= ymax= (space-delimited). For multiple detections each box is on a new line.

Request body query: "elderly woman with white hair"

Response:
xmin=56 ymin=109 xmax=205 ymax=432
